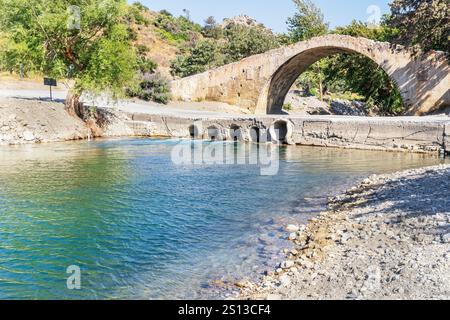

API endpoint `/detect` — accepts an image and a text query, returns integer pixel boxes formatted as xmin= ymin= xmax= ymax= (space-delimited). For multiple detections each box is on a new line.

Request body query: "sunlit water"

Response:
xmin=0 ymin=138 xmax=447 ymax=299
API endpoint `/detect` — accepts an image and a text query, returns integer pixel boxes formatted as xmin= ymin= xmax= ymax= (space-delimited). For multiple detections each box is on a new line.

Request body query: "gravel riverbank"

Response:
xmin=240 ymin=164 xmax=450 ymax=300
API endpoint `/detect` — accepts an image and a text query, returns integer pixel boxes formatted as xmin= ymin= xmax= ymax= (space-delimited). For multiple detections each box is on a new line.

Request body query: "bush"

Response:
xmin=153 ymin=11 xmax=202 ymax=43
xmin=128 ymin=73 xmax=172 ymax=104
xmin=282 ymin=103 xmax=293 ymax=111
xmin=170 ymin=24 xmax=280 ymax=77
xmin=138 ymin=57 xmax=157 ymax=74
xmin=222 ymin=25 xmax=280 ymax=63
xmin=170 ymin=40 xmax=223 ymax=77
xmin=127 ymin=2 xmax=150 ymax=26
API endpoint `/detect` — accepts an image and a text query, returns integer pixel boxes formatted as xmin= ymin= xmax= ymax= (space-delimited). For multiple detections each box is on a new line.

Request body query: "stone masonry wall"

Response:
xmin=115 ymin=111 xmax=450 ymax=155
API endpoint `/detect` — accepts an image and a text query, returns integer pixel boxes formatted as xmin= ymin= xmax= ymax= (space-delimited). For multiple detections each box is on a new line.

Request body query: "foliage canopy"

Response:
xmin=0 ymin=0 xmax=140 ymax=101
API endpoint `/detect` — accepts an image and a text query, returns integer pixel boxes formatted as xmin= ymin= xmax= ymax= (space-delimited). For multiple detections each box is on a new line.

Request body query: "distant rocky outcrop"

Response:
xmin=221 ymin=15 xmax=263 ymax=29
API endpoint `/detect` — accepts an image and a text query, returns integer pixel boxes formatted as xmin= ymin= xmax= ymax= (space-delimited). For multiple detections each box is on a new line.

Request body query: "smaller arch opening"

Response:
xmin=230 ymin=125 xmax=242 ymax=142
xmin=250 ymin=126 xmax=261 ymax=143
xmin=272 ymin=121 xmax=288 ymax=144
xmin=207 ymin=126 xmax=220 ymax=141
xmin=189 ymin=125 xmax=199 ymax=139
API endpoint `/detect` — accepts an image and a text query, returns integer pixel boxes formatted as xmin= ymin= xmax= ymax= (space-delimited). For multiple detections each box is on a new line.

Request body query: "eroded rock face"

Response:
xmin=221 ymin=15 xmax=261 ymax=28
xmin=171 ymin=35 xmax=450 ymax=115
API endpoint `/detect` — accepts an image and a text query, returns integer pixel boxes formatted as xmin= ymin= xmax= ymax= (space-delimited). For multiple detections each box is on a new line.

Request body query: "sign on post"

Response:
xmin=44 ymin=77 xmax=57 ymax=100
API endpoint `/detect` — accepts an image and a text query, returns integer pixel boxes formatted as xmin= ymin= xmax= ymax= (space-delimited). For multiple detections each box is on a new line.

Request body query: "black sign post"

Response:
xmin=44 ymin=77 xmax=57 ymax=100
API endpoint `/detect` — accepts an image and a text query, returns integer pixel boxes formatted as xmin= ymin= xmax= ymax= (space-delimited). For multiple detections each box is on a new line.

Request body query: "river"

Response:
xmin=0 ymin=138 xmax=446 ymax=299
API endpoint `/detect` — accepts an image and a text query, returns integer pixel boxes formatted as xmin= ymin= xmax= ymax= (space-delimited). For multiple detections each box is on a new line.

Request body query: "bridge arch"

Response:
xmin=262 ymin=45 xmax=402 ymax=114
xmin=171 ymin=35 xmax=450 ymax=115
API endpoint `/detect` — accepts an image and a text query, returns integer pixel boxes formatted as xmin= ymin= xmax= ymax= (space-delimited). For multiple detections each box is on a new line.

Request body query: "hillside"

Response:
xmin=129 ymin=4 xmax=278 ymax=79
xmin=131 ymin=10 xmax=181 ymax=78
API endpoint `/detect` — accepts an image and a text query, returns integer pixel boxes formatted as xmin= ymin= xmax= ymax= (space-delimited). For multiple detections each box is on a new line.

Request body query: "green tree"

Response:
xmin=170 ymin=23 xmax=280 ymax=77
xmin=153 ymin=10 xmax=202 ymax=43
xmin=222 ymin=24 xmax=280 ymax=63
xmin=170 ymin=40 xmax=222 ymax=77
xmin=297 ymin=59 xmax=329 ymax=100
xmin=287 ymin=0 xmax=329 ymax=99
xmin=295 ymin=20 xmax=404 ymax=114
xmin=287 ymin=0 xmax=329 ymax=42
xmin=333 ymin=19 xmax=397 ymax=42
xmin=0 ymin=0 xmax=138 ymax=115
xmin=326 ymin=21 xmax=404 ymax=114
xmin=388 ymin=0 xmax=450 ymax=53
xmin=202 ymin=16 xmax=222 ymax=39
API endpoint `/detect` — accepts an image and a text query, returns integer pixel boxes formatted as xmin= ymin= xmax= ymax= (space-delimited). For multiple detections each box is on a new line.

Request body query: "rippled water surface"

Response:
xmin=0 ymin=138 xmax=446 ymax=299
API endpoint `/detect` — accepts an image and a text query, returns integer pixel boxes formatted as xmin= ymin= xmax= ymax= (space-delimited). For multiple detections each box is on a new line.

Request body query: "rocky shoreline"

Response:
xmin=0 ymin=98 xmax=88 ymax=145
xmin=0 ymin=97 xmax=138 ymax=145
xmin=239 ymin=164 xmax=450 ymax=300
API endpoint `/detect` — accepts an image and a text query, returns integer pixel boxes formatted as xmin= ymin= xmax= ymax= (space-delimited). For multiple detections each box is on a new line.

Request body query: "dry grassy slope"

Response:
xmin=132 ymin=11 xmax=181 ymax=78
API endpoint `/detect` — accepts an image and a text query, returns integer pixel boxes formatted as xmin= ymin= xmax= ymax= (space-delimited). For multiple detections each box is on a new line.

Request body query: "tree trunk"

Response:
xmin=65 ymin=90 xmax=83 ymax=118
xmin=319 ymin=80 xmax=324 ymax=101
xmin=316 ymin=64 xmax=324 ymax=101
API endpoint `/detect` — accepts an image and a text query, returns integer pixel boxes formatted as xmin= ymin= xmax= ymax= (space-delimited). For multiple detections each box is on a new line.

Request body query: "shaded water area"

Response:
xmin=0 ymin=138 xmax=447 ymax=299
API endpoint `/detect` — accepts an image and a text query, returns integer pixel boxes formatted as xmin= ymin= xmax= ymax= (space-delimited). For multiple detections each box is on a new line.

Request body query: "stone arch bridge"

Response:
xmin=171 ymin=35 xmax=449 ymax=115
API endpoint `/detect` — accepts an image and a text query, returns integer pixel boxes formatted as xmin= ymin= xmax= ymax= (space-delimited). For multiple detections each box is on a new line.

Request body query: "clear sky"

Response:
xmin=139 ymin=0 xmax=392 ymax=33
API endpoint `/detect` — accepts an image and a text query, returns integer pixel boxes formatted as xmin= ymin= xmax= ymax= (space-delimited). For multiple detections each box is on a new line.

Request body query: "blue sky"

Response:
xmin=139 ymin=0 xmax=392 ymax=33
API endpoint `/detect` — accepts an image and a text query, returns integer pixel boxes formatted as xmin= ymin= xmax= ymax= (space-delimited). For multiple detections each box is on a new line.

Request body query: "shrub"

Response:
xmin=127 ymin=2 xmax=150 ymax=26
xmin=283 ymin=103 xmax=293 ymax=111
xmin=153 ymin=11 xmax=202 ymax=43
xmin=128 ymin=73 xmax=172 ymax=104
xmin=222 ymin=25 xmax=280 ymax=63
xmin=170 ymin=40 xmax=223 ymax=77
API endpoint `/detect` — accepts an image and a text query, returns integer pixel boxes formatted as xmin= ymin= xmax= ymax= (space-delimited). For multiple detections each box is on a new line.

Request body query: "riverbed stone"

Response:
xmin=286 ymin=224 xmax=300 ymax=232
xmin=22 ymin=130 xmax=35 ymax=141
xmin=281 ymin=261 xmax=295 ymax=269
xmin=279 ymin=275 xmax=291 ymax=287
xmin=265 ymin=294 xmax=282 ymax=300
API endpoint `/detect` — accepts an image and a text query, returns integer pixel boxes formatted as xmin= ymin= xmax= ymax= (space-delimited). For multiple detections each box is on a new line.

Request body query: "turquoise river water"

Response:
xmin=0 ymin=138 xmax=447 ymax=299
